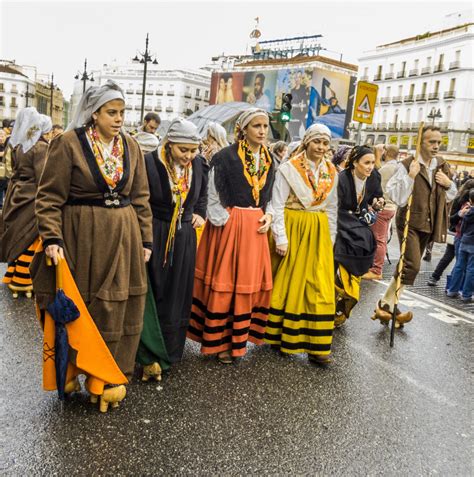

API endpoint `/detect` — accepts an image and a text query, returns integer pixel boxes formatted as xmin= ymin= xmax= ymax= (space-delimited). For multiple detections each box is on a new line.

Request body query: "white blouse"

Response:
xmin=386 ymin=158 xmax=457 ymax=207
xmin=267 ymin=160 xmax=338 ymax=246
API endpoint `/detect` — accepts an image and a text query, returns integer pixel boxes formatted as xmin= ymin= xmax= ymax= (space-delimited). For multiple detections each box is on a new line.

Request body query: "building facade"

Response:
xmin=70 ymin=62 xmax=211 ymax=128
xmin=0 ymin=62 xmax=36 ymax=121
xmin=35 ymin=79 xmax=65 ymax=126
xmin=355 ymin=21 xmax=473 ymax=156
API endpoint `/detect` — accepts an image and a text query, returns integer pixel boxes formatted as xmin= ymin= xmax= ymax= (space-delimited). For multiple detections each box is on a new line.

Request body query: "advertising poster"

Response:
xmin=306 ymin=68 xmax=353 ymax=139
xmin=242 ymin=71 xmax=277 ymax=112
xmin=210 ymin=72 xmax=245 ymax=104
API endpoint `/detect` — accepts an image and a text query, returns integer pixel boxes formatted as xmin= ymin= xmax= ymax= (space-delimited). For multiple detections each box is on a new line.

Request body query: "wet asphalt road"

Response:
xmin=0 ymin=257 xmax=472 ymax=476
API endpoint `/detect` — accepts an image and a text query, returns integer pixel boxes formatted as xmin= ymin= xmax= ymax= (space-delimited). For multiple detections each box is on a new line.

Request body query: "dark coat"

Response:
xmin=334 ymin=168 xmax=383 ymax=276
xmin=0 ymin=139 xmax=48 ymax=263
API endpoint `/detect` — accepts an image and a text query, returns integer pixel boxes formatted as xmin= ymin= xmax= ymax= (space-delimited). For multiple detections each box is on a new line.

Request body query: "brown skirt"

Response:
xmin=187 ymin=207 xmax=272 ymax=357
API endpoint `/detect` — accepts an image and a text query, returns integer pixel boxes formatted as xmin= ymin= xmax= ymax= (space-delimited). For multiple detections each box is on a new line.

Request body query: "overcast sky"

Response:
xmin=0 ymin=0 xmax=471 ymax=97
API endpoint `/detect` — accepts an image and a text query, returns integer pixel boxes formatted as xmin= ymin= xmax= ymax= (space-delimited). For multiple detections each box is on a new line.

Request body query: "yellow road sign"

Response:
xmin=352 ymin=81 xmax=378 ymax=124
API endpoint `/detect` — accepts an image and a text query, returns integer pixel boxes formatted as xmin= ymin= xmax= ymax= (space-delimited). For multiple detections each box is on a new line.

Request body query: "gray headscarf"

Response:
xmin=9 ymin=107 xmax=52 ymax=153
xmin=234 ymin=107 xmax=268 ymax=140
xmin=67 ymin=80 xmax=125 ymax=131
xmin=134 ymin=131 xmax=159 ymax=153
xmin=163 ymin=118 xmax=201 ymax=144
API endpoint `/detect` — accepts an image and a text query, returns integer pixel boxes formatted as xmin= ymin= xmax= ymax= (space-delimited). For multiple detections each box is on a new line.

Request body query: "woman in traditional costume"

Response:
xmin=333 ymin=146 xmax=384 ymax=327
xmin=139 ymin=119 xmax=208 ymax=379
xmin=187 ymin=108 xmax=275 ymax=364
xmin=1 ymin=107 xmax=52 ymax=298
xmin=264 ymin=124 xmax=338 ymax=365
xmin=201 ymin=122 xmax=228 ymax=164
xmin=31 ymin=81 xmax=153 ymax=410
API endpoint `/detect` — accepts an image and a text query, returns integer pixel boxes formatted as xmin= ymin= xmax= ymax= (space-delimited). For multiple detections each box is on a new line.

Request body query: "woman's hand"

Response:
xmin=372 ymin=197 xmax=385 ymax=211
xmin=192 ymin=214 xmax=205 ymax=229
xmin=258 ymin=213 xmax=272 ymax=234
xmin=45 ymin=245 xmax=64 ymax=266
xmin=276 ymin=244 xmax=288 ymax=256
xmin=143 ymin=248 xmax=152 ymax=263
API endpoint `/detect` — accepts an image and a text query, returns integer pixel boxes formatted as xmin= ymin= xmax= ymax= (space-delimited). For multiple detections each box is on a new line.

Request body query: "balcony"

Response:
xmin=125 ymin=105 xmax=133 ymax=110
xmin=135 ymin=89 xmax=142 ymax=94
xmin=184 ymin=92 xmax=191 ymax=98
xmin=397 ymin=71 xmax=406 ymax=79
xmin=384 ymin=72 xmax=394 ymax=80
xmin=166 ymin=106 xmax=173 ymax=112
xmin=444 ymin=90 xmax=456 ymax=100
xmin=399 ymin=122 xmax=410 ymax=130
xmin=437 ymin=122 xmax=449 ymax=129
xmin=408 ymin=69 xmax=419 ymax=77
xmin=415 ymin=93 xmax=427 ymax=102
xmin=195 ymin=95 xmax=202 ymax=101
xmin=379 ymin=96 xmax=391 ymax=104
xmin=359 ymin=75 xmax=369 ymax=81
xmin=428 ymin=93 xmax=439 ymax=101
xmin=146 ymin=89 xmax=154 ymax=95
xmin=388 ymin=122 xmax=398 ymax=130
xmin=392 ymin=96 xmax=403 ymax=104
xmin=404 ymin=95 xmax=414 ymax=103
xmin=421 ymin=67 xmax=431 ymax=75
xmin=167 ymin=92 xmax=175 ymax=96
xmin=410 ymin=122 xmax=420 ymax=131
xmin=373 ymin=74 xmax=382 ymax=81
xmin=433 ymin=65 xmax=444 ymax=73
xmin=126 ymin=89 xmax=134 ymax=94
xmin=155 ymin=106 xmax=162 ymax=112
xmin=378 ymin=123 xmax=387 ymax=130
xmin=156 ymin=90 xmax=163 ymax=95
xmin=449 ymin=61 xmax=460 ymax=70
xmin=10 ymin=103 xmax=18 ymax=108
xmin=144 ymin=105 xmax=152 ymax=111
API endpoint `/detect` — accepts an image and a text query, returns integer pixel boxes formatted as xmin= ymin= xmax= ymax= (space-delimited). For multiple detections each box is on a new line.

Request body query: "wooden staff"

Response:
xmin=390 ymin=121 xmax=424 ymax=347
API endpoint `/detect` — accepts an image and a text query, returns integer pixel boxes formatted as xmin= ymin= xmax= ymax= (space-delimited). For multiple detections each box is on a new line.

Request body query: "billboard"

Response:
xmin=210 ymin=66 xmax=355 ymax=139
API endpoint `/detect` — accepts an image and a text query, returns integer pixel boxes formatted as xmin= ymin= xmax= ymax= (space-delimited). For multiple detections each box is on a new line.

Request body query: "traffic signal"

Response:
xmin=279 ymin=93 xmax=292 ymax=122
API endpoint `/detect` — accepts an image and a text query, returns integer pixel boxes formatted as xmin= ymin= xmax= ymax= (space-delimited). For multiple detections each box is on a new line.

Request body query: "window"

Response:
xmin=0 ymin=83 xmax=4 ymax=92
xmin=449 ymin=78 xmax=456 ymax=92
xmin=204 ymin=90 xmax=209 ymax=99
xmin=364 ymin=67 xmax=369 ymax=76
xmin=389 ymin=63 xmax=394 ymax=72
xmin=398 ymin=85 xmax=403 ymax=95
xmin=393 ymin=110 xmax=399 ymax=124
xmin=417 ymin=108 xmax=423 ymax=122
xmin=386 ymin=86 xmax=391 ymax=96
xmin=194 ymin=104 xmax=199 ymax=112
xmin=401 ymin=61 xmax=406 ymax=74
xmin=11 ymin=97 xmax=17 ymax=107
xmin=409 ymin=84 xmax=415 ymax=95
xmin=382 ymin=110 xmax=387 ymax=123
xmin=426 ymin=56 xmax=432 ymax=66
xmin=0 ymin=96 xmax=4 ymax=106
xmin=434 ymin=81 xmax=440 ymax=93
xmin=455 ymin=50 xmax=461 ymax=61
xmin=196 ymin=88 xmax=201 ymax=97
xmin=421 ymin=82 xmax=427 ymax=94
xmin=405 ymin=108 xmax=411 ymax=123
xmin=446 ymin=105 xmax=452 ymax=122
xmin=438 ymin=54 xmax=444 ymax=68
xmin=414 ymin=59 xmax=419 ymax=68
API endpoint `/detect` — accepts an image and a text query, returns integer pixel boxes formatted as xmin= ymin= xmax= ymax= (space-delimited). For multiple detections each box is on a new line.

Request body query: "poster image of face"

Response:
xmin=306 ymin=68 xmax=353 ymax=138
xmin=242 ymin=71 xmax=277 ymax=112
xmin=276 ymin=68 xmax=313 ymax=140
xmin=210 ymin=72 xmax=244 ymax=104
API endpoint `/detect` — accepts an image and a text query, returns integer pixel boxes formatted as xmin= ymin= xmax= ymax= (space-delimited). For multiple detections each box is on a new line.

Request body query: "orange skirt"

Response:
xmin=187 ymin=207 xmax=273 ymax=357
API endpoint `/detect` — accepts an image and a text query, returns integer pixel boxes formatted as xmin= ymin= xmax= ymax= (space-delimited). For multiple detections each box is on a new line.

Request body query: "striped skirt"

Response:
xmin=335 ymin=264 xmax=361 ymax=319
xmin=187 ymin=207 xmax=273 ymax=357
xmin=2 ymin=237 xmax=40 ymax=294
xmin=265 ymin=209 xmax=335 ymax=356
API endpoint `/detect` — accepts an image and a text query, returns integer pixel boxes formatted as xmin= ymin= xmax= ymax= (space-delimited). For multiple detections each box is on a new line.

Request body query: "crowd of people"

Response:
xmin=0 ymin=80 xmax=471 ymax=413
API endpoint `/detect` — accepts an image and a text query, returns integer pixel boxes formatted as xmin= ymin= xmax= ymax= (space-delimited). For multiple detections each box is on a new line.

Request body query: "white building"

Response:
xmin=355 ymin=18 xmax=473 ymax=155
xmin=71 ymin=62 xmax=211 ymax=128
xmin=0 ymin=61 xmax=36 ymax=121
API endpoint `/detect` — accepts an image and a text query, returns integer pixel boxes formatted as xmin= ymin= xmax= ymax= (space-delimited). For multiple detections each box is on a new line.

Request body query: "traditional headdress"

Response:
xmin=206 ymin=122 xmax=228 ymax=149
xmin=9 ymin=107 xmax=52 ymax=153
xmin=67 ymin=80 xmax=125 ymax=131
xmin=234 ymin=108 xmax=268 ymax=140
xmin=134 ymin=131 xmax=159 ymax=153
xmin=163 ymin=118 xmax=201 ymax=144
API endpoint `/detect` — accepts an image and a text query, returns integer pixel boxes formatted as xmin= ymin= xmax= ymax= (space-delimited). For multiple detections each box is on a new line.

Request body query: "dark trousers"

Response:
xmin=396 ymin=227 xmax=432 ymax=285
xmin=432 ymin=243 xmax=455 ymax=280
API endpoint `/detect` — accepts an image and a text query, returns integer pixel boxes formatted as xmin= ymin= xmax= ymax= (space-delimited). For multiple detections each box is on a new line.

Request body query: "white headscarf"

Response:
xmin=134 ymin=131 xmax=159 ymax=153
xmin=234 ymin=107 xmax=268 ymax=140
xmin=206 ymin=122 xmax=228 ymax=149
xmin=9 ymin=107 xmax=52 ymax=153
xmin=67 ymin=80 xmax=125 ymax=131
xmin=302 ymin=123 xmax=332 ymax=146
xmin=163 ymin=118 xmax=201 ymax=144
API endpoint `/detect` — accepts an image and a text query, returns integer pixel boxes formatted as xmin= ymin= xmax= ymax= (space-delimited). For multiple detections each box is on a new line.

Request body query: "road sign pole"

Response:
xmin=355 ymin=122 xmax=362 ymax=145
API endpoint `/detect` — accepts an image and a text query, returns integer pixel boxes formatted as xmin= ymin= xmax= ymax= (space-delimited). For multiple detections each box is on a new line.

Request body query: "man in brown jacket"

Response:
xmin=372 ymin=126 xmax=457 ymax=327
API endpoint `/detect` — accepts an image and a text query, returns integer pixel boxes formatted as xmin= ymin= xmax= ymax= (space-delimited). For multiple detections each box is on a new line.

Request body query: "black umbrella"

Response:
xmin=46 ymin=259 xmax=80 ymax=400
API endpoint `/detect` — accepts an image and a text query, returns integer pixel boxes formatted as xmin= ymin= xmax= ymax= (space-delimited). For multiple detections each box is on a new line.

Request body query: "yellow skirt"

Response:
xmin=265 ymin=209 xmax=335 ymax=356
xmin=335 ymin=264 xmax=361 ymax=319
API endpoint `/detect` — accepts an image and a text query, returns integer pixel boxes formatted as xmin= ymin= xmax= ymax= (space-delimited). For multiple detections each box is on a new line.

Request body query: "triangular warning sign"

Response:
xmin=357 ymin=95 xmax=371 ymax=113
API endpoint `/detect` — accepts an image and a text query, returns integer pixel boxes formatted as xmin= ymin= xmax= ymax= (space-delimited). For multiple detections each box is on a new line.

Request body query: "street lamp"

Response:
xmin=49 ymin=73 xmax=56 ymax=117
xmin=132 ymin=33 xmax=158 ymax=124
xmin=21 ymin=82 xmax=34 ymax=107
xmin=75 ymin=58 xmax=94 ymax=93
xmin=427 ymin=107 xmax=442 ymax=125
